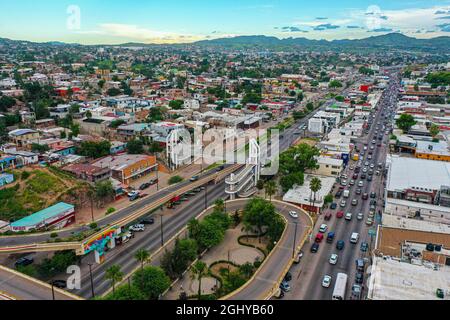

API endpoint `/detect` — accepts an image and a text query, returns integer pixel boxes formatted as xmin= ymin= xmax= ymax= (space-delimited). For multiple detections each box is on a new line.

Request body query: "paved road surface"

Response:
xmin=0 ymin=265 xmax=80 ymax=300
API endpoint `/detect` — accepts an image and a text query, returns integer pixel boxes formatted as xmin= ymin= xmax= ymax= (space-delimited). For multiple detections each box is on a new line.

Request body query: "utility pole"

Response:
xmin=204 ymin=184 xmax=208 ymax=210
xmin=50 ymin=281 xmax=55 ymax=300
xmin=156 ymin=167 xmax=159 ymax=191
xmin=88 ymin=263 xmax=95 ymax=298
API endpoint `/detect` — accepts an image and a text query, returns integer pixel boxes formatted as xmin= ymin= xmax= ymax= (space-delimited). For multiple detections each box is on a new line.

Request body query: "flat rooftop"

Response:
xmin=386 ymin=156 xmax=450 ymax=192
xmin=376 ymin=226 xmax=450 ymax=261
xmin=10 ymin=202 xmax=74 ymax=228
xmin=368 ymin=256 xmax=450 ymax=300
xmin=283 ymin=174 xmax=335 ymax=207
xmin=382 ymin=214 xmax=450 ymax=235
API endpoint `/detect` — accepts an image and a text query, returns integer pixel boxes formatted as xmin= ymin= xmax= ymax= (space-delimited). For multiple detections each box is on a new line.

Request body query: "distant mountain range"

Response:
xmin=193 ymin=33 xmax=450 ymax=51
xmin=0 ymin=33 xmax=449 ymax=52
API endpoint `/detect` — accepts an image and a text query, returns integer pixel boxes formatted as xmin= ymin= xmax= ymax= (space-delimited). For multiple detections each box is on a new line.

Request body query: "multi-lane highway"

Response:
xmin=286 ymin=73 xmax=400 ymax=300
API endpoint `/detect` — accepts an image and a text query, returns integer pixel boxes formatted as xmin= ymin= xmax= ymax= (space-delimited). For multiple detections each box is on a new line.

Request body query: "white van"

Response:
xmin=350 ymin=232 xmax=359 ymax=244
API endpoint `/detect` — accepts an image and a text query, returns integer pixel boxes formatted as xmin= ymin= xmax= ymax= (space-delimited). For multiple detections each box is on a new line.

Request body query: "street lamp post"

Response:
xmin=50 ymin=281 xmax=55 ymax=300
xmin=156 ymin=167 xmax=159 ymax=191
xmin=160 ymin=214 xmax=164 ymax=247
xmin=292 ymin=221 xmax=298 ymax=258
xmin=88 ymin=263 xmax=95 ymax=298
xmin=204 ymin=184 xmax=208 ymax=210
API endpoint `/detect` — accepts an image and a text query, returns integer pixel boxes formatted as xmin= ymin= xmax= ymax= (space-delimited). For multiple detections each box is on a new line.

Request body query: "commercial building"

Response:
xmin=10 ymin=202 xmax=75 ymax=232
xmin=283 ymin=174 xmax=335 ymax=214
xmin=63 ymin=163 xmax=111 ymax=183
xmin=309 ymin=156 xmax=343 ymax=178
xmin=92 ymin=154 xmax=157 ymax=185
xmin=385 ymin=156 xmax=450 ymax=225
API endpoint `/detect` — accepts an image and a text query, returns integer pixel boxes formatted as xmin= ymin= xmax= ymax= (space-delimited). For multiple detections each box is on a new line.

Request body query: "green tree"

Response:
xmin=169 ymin=100 xmax=184 ymax=110
xmin=132 ymin=266 xmax=170 ymax=300
xmin=107 ymin=88 xmax=121 ymax=96
xmin=429 ymin=124 xmax=440 ymax=139
xmin=396 ymin=114 xmax=416 ymax=133
xmin=280 ymin=171 xmax=304 ymax=193
xmin=328 ymin=80 xmax=343 ymax=88
xmin=135 ymin=249 xmax=150 ymax=270
xmin=168 ymin=175 xmax=183 ymax=185
xmin=242 ymin=198 xmax=276 ymax=239
xmin=264 ymin=180 xmax=277 ymax=201
xmin=190 ymin=261 xmax=209 ymax=300
xmin=105 ymin=265 xmax=124 ymax=294
xmin=127 ymin=139 xmax=144 ymax=154
xmin=161 ymin=238 xmax=198 ymax=279
xmin=0 ymin=96 xmax=16 ymax=112
xmin=70 ymin=123 xmax=80 ymax=137
xmin=309 ymin=177 xmax=322 ymax=214
xmin=104 ymin=284 xmax=145 ymax=300
xmin=95 ymin=180 xmax=115 ymax=205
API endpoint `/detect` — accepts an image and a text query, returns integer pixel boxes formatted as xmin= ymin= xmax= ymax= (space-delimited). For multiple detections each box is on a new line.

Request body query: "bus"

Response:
xmin=332 ymin=273 xmax=348 ymax=300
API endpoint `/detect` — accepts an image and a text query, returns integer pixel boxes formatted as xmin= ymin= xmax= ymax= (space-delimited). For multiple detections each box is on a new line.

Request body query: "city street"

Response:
xmin=285 ymin=74 xmax=398 ymax=300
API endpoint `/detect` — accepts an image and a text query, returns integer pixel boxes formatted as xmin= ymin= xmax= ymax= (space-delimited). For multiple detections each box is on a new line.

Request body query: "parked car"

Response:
xmin=149 ymin=179 xmax=158 ymax=185
xmin=15 ymin=256 xmax=34 ymax=268
xmin=52 ymin=280 xmax=67 ymax=289
xmin=139 ymin=183 xmax=150 ymax=190
xmin=293 ymin=251 xmax=304 ymax=264
xmin=284 ymin=272 xmax=292 ymax=282
xmin=129 ymin=193 xmax=140 ymax=201
xmin=129 ymin=224 xmax=145 ymax=232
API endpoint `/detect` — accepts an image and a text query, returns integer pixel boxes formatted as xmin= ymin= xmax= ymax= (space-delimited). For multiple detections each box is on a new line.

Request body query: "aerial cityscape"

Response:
xmin=0 ymin=0 xmax=449 ymax=305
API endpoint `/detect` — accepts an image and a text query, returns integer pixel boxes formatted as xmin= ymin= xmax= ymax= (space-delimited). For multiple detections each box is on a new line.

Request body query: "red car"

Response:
xmin=324 ymin=212 xmax=332 ymax=221
xmin=315 ymin=233 xmax=324 ymax=243
xmin=336 ymin=211 xmax=344 ymax=218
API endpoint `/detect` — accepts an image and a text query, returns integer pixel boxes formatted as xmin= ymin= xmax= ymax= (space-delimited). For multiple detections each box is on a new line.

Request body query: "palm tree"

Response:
xmin=309 ymin=177 xmax=322 ymax=215
xmin=105 ymin=264 xmax=123 ymax=294
xmin=264 ymin=180 xmax=277 ymax=202
xmin=134 ymin=248 xmax=150 ymax=270
xmin=190 ymin=261 xmax=209 ymax=300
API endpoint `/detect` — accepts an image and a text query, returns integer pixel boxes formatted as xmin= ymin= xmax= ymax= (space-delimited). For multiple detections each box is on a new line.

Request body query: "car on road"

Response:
xmin=362 ymin=193 xmax=369 ymax=200
xmin=340 ymin=180 xmax=347 ymax=186
xmin=330 ymin=202 xmax=337 ymax=210
xmin=319 ymin=224 xmax=328 ymax=233
xmin=336 ymin=240 xmax=345 ymax=250
xmin=129 ymin=224 xmax=145 ymax=232
xmin=284 ymin=272 xmax=292 ymax=282
xmin=294 ymin=251 xmax=304 ymax=264
xmin=140 ymin=217 xmax=155 ymax=225
xmin=335 ymin=190 xmax=342 ymax=198
xmin=190 ymin=175 xmax=199 ymax=182
xmin=367 ymin=175 xmax=373 ymax=182
xmin=355 ymin=188 xmax=362 ymax=195
xmin=357 ymin=212 xmax=364 ymax=220
xmin=370 ymin=192 xmax=377 ymax=198
xmin=315 ymin=233 xmax=324 ymax=243
xmin=216 ymin=165 xmax=225 ymax=172
xmin=280 ymin=280 xmax=291 ymax=292
xmin=358 ymin=181 xmax=364 ymax=187
xmin=149 ymin=179 xmax=158 ymax=185
xmin=310 ymin=243 xmax=319 ymax=253
xmin=322 ymin=275 xmax=332 ymax=288
xmin=351 ymin=199 xmax=358 ymax=206
xmin=345 ymin=212 xmax=353 ymax=221
xmin=326 ymin=232 xmax=335 ymax=243
xmin=351 ymin=284 xmax=362 ymax=300
xmin=51 ymin=280 xmax=67 ymax=289
xmin=329 ymin=254 xmax=338 ymax=265
xmin=355 ymin=272 xmax=364 ymax=284
xmin=289 ymin=211 xmax=298 ymax=219
xmin=336 ymin=210 xmax=344 ymax=218
xmin=340 ymin=200 xmax=346 ymax=207
xmin=352 ymin=173 xmax=358 ymax=180
xmin=350 ymin=232 xmax=360 ymax=244
xmin=360 ymin=242 xmax=369 ymax=252
xmin=366 ymin=217 xmax=374 ymax=226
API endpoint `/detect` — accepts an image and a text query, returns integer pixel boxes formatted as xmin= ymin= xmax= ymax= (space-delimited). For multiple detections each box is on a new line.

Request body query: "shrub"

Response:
xmin=89 ymin=222 xmax=98 ymax=229
xmin=21 ymin=171 xmax=31 ymax=180
xmin=106 ymin=207 xmax=116 ymax=215
xmin=50 ymin=232 xmax=58 ymax=238
xmin=168 ymin=175 xmax=183 ymax=185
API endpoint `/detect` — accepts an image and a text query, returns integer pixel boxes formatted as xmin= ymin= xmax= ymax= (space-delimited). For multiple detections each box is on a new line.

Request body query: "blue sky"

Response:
xmin=1 ymin=0 xmax=450 ymax=44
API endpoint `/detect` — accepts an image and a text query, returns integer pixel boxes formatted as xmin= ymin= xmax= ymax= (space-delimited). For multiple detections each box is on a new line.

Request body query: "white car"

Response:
xmin=345 ymin=212 xmax=353 ymax=221
xmin=329 ymin=254 xmax=338 ymax=265
xmin=322 ymin=275 xmax=332 ymax=288
xmin=289 ymin=211 xmax=298 ymax=219
xmin=127 ymin=190 xmax=139 ymax=197
xmin=319 ymin=224 xmax=328 ymax=233
xmin=129 ymin=224 xmax=145 ymax=232
xmin=357 ymin=212 xmax=364 ymax=220
xmin=358 ymin=181 xmax=364 ymax=187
